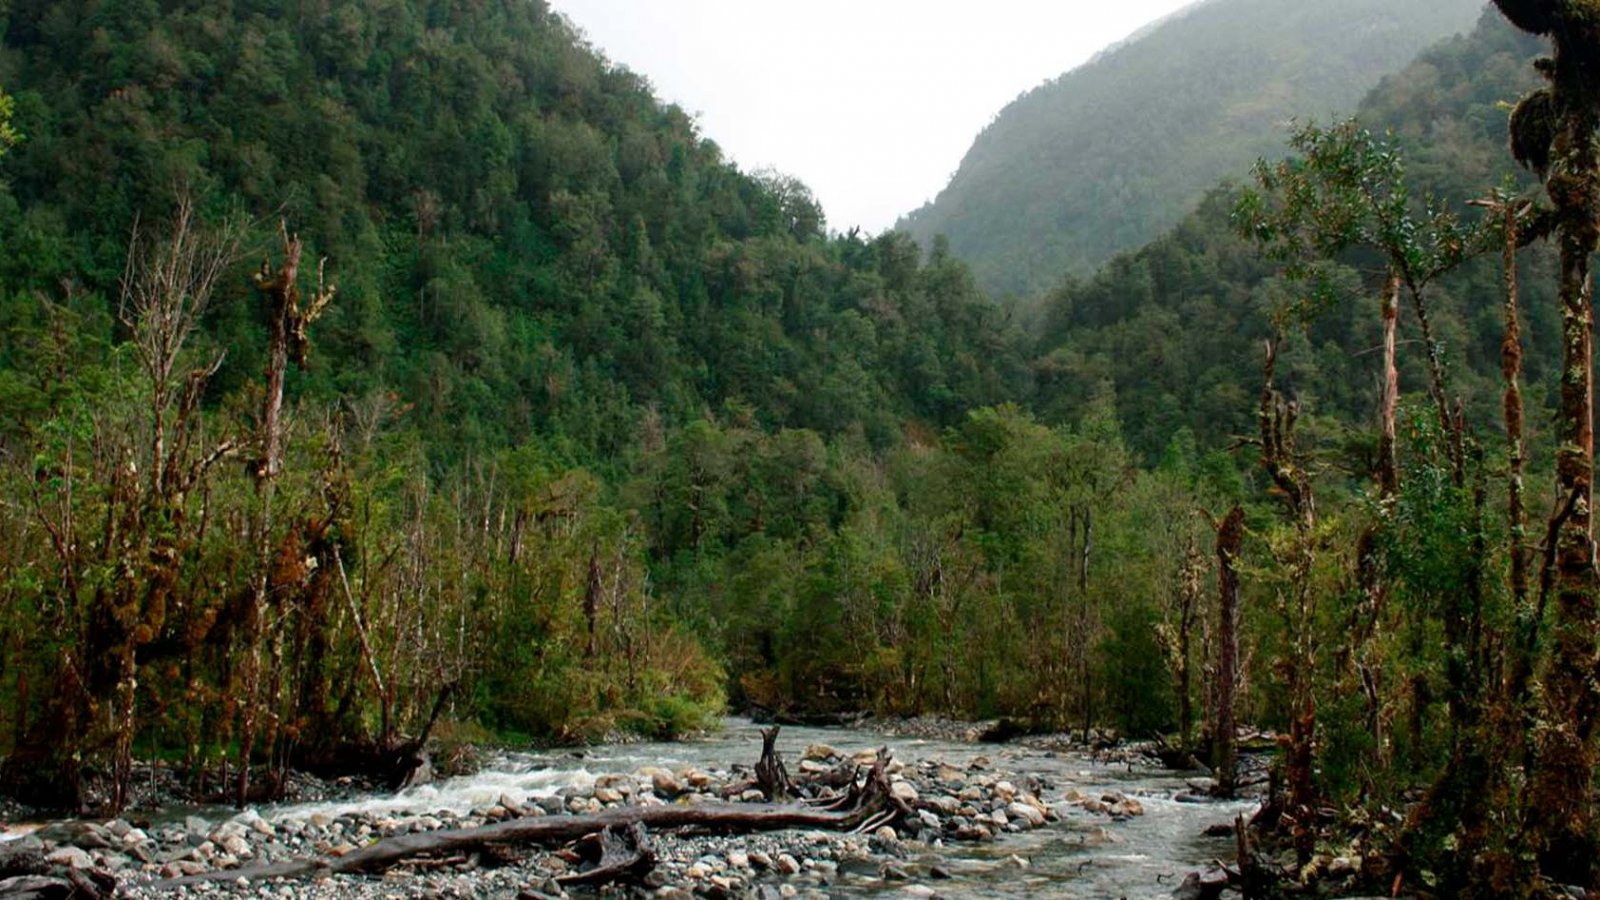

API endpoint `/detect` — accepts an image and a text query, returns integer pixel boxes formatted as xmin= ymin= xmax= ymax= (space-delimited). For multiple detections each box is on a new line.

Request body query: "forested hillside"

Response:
xmin=897 ymin=0 xmax=1486 ymax=297
xmin=1031 ymin=9 xmax=1548 ymax=463
xmin=0 ymin=0 xmax=1042 ymax=807
xmin=8 ymin=1 xmax=1600 ymax=890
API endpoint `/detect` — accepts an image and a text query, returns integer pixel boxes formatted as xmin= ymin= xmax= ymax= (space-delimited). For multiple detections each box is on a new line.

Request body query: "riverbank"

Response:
xmin=2 ymin=720 xmax=1261 ymax=898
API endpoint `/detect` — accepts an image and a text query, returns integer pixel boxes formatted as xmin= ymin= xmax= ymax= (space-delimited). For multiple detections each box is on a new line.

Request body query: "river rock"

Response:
xmin=803 ymin=743 xmax=840 ymax=761
xmin=1083 ymin=825 xmax=1118 ymax=845
xmin=217 ymin=834 xmax=251 ymax=858
xmin=953 ymin=824 xmax=992 ymax=842
xmin=1006 ymin=801 xmax=1045 ymax=828
xmin=1111 ymin=795 xmax=1144 ymax=817
xmin=776 ymin=853 xmax=801 ymax=875
xmin=1173 ymin=867 xmax=1231 ymax=900
xmin=45 ymin=846 xmax=93 ymax=869
xmin=641 ymin=767 xmax=682 ymax=797
xmin=233 ymin=808 xmax=270 ymax=834
xmin=890 ymin=781 xmax=919 ymax=803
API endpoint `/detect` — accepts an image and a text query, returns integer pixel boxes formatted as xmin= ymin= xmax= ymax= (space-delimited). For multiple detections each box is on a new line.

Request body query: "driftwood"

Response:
xmin=555 ymin=822 xmax=654 ymax=888
xmin=0 ymin=845 xmax=115 ymax=900
xmin=0 ymin=870 xmax=115 ymax=900
xmin=754 ymin=726 xmax=794 ymax=801
xmin=158 ymin=750 xmax=910 ymax=889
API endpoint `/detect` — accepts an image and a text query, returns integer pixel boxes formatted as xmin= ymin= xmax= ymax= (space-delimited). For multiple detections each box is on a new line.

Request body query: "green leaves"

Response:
xmin=1235 ymin=119 xmax=1485 ymax=305
xmin=0 ymin=86 xmax=17 ymax=159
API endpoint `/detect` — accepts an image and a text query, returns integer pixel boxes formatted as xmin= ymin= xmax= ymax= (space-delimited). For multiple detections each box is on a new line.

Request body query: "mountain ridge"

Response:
xmin=898 ymin=0 xmax=1488 ymax=298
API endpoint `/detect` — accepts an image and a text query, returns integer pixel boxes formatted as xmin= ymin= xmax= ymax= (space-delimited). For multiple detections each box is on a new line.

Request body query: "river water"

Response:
xmin=266 ymin=718 xmax=1257 ymax=899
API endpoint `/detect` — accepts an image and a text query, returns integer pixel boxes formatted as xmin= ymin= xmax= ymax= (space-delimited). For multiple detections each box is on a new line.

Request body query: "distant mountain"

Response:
xmin=897 ymin=0 xmax=1488 ymax=298
xmin=1028 ymin=8 xmax=1545 ymax=461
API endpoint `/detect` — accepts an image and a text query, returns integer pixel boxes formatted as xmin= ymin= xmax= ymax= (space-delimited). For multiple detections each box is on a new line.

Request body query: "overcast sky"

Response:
xmin=547 ymin=0 xmax=1197 ymax=235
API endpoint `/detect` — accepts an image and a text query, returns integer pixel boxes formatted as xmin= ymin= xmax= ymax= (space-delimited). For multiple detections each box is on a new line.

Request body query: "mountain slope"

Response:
xmin=898 ymin=0 xmax=1487 ymax=298
xmin=0 ymin=0 xmax=1030 ymax=464
xmin=1030 ymin=9 xmax=1546 ymax=461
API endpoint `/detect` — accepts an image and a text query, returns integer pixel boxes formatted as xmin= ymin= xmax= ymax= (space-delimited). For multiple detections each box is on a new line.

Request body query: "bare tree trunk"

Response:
xmin=1377 ymin=269 xmax=1402 ymax=498
xmin=1176 ymin=540 xmax=1202 ymax=754
xmin=1344 ymin=269 xmax=1403 ymax=783
xmin=1212 ymin=505 xmax=1245 ymax=798
xmin=1498 ymin=199 xmax=1532 ymax=679
xmin=238 ymin=225 xmax=334 ymax=807
xmin=585 ymin=546 xmax=602 ymax=659
xmin=1256 ymin=338 xmax=1319 ymax=864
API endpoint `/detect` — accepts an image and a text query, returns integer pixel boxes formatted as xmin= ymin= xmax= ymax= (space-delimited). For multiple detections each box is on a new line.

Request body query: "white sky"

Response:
xmin=547 ymin=0 xmax=1197 ymax=235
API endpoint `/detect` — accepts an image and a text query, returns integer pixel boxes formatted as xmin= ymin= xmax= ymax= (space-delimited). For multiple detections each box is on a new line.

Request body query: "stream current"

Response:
xmin=269 ymin=718 xmax=1257 ymax=899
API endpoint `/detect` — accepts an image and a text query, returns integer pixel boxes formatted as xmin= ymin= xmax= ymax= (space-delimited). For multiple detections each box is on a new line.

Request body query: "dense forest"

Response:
xmin=897 ymin=0 xmax=1484 ymax=297
xmin=1030 ymin=10 xmax=1550 ymax=462
xmin=6 ymin=0 xmax=1600 ymax=894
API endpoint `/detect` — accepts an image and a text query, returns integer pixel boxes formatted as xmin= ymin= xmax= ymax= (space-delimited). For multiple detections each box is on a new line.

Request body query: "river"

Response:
xmin=262 ymin=718 xmax=1257 ymax=899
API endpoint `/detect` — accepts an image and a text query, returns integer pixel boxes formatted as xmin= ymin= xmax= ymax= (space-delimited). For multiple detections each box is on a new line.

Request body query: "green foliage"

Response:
xmin=0 ymin=86 xmax=18 ymax=158
xmin=0 ymin=0 xmax=1033 ymax=470
xmin=0 ymin=0 xmax=1584 ymax=849
xmin=1235 ymin=119 xmax=1490 ymax=304
xmin=1032 ymin=12 xmax=1549 ymax=464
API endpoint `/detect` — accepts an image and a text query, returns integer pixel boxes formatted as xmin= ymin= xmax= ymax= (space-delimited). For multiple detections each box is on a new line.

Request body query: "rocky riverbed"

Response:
xmin=0 ymin=720 xmax=1262 ymax=898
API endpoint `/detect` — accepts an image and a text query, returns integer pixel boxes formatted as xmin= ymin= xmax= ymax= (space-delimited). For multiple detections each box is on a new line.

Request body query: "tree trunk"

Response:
xmin=1377 ymin=269 xmax=1402 ymax=498
xmin=1176 ymin=541 xmax=1202 ymax=754
xmin=1521 ymin=24 xmax=1600 ymax=882
xmin=1212 ymin=505 xmax=1246 ymax=798
xmin=1256 ymin=338 xmax=1319 ymax=862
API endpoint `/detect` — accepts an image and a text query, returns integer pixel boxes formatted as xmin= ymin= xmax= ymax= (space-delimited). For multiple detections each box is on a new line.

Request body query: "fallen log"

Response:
xmin=158 ymin=752 xmax=910 ymax=888
xmin=160 ymin=803 xmax=876 ymax=886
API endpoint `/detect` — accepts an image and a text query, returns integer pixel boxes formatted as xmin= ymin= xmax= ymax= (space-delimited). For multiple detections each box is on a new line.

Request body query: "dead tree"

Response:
xmin=1256 ymin=338 xmax=1319 ymax=865
xmin=1212 ymin=505 xmax=1246 ymax=798
xmin=1 ymin=199 xmax=241 ymax=813
xmin=235 ymin=224 xmax=334 ymax=807
xmin=1157 ymin=536 xmax=1205 ymax=756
